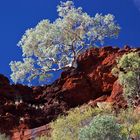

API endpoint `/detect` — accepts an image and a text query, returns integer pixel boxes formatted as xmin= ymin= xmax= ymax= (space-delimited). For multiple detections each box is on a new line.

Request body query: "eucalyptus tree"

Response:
xmin=10 ymin=1 xmax=120 ymax=83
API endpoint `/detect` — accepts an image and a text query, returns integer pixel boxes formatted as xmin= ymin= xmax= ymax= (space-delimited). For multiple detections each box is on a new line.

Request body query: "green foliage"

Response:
xmin=51 ymin=105 xmax=108 ymax=140
xmin=79 ymin=114 xmax=122 ymax=140
xmin=0 ymin=133 xmax=10 ymax=140
xmin=118 ymin=108 xmax=140 ymax=140
xmin=35 ymin=135 xmax=52 ymax=140
xmin=50 ymin=103 xmax=117 ymax=140
xmin=132 ymin=121 xmax=140 ymax=139
xmin=112 ymin=52 xmax=140 ymax=106
xmin=10 ymin=1 xmax=120 ymax=83
xmin=35 ymin=105 xmax=140 ymax=140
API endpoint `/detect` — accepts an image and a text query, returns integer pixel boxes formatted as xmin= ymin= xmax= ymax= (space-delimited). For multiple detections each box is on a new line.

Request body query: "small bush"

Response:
xmin=50 ymin=105 xmax=111 ymax=140
xmin=0 ymin=133 xmax=10 ymax=140
xmin=131 ymin=121 xmax=140 ymax=139
xmin=119 ymin=108 xmax=140 ymax=139
xmin=112 ymin=52 xmax=140 ymax=106
xmin=78 ymin=114 xmax=122 ymax=140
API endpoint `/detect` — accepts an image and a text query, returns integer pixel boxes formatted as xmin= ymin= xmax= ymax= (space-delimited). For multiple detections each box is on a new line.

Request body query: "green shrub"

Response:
xmin=78 ymin=114 xmax=122 ymax=140
xmin=36 ymin=105 xmax=140 ymax=140
xmin=131 ymin=121 xmax=140 ymax=139
xmin=50 ymin=105 xmax=112 ymax=140
xmin=0 ymin=133 xmax=10 ymax=140
xmin=118 ymin=108 xmax=140 ymax=140
xmin=35 ymin=135 xmax=52 ymax=140
xmin=112 ymin=52 xmax=140 ymax=106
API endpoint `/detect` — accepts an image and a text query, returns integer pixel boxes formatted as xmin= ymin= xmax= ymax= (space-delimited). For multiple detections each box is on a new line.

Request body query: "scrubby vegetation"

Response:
xmin=112 ymin=52 xmax=140 ymax=106
xmin=79 ymin=114 xmax=122 ymax=140
xmin=36 ymin=104 xmax=140 ymax=140
xmin=118 ymin=108 xmax=140 ymax=140
xmin=36 ymin=135 xmax=52 ymax=140
xmin=50 ymin=105 xmax=97 ymax=140
xmin=36 ymin=105 xmax=112 ymax=140
xmin=0 ymin=133 xmax=10 ymax=140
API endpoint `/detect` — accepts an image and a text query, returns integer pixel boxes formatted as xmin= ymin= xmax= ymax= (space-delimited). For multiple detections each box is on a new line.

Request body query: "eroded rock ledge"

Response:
xmin=0 ymin=46 xmax=139 ymax=138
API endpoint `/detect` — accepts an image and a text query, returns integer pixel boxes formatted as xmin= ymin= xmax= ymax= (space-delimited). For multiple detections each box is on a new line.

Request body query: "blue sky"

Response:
xmin=0 ymin=0 xmax=140 ymax=84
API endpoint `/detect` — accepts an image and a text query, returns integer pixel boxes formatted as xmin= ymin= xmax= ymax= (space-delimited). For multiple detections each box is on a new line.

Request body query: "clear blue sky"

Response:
xmin=0 ymin=0 xmax=140 ymax=84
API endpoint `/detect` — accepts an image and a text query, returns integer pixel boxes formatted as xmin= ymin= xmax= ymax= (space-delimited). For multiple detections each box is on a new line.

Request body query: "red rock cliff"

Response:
xmin=0 ymin=46 xmax=139 ymax=138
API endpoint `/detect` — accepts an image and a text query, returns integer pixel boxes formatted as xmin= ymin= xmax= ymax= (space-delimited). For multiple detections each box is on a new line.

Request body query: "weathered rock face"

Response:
xmin=0 ymin=46 xmax=139 ymax=138
xmin=107 ymin=80 xmax=126 ymax=107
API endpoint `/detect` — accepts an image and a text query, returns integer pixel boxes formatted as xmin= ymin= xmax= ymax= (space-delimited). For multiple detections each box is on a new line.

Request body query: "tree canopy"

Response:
xmin=10 ymin=1 xmax=120 ymax=83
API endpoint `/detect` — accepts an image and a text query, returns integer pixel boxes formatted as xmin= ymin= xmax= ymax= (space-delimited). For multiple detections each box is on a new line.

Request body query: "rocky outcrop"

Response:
xmin=11 ymin=124 xmax=51 ymax=140
xmin=0 ymin=46 xmax=139 ymax=138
